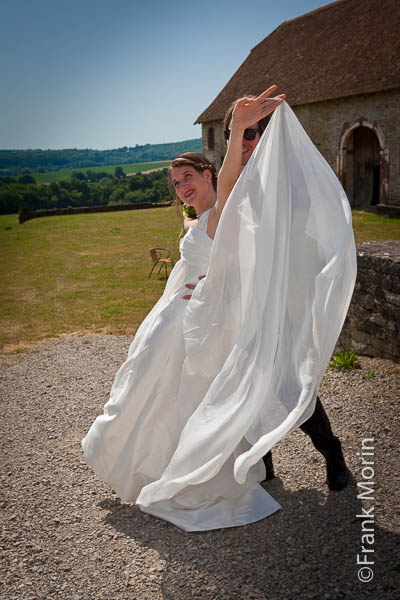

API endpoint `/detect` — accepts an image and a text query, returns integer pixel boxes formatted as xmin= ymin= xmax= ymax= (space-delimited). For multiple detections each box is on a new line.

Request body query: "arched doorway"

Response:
xmin=339 ymin=119 xmax=388 ymax=208
xmin=347 ymin=126 xmax=380 ymax=208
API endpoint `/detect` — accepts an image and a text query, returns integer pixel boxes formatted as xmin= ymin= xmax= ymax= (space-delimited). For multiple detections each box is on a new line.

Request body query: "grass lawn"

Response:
xmin=34 ymin=160 xmax=171 ymax=183
xmin=0 ymin=208 xmax=399 ymax=350
xmin=0 ymin=207 xmax=182 ymax=350
xmin=351 ymin=209 xmax=400 ymax=242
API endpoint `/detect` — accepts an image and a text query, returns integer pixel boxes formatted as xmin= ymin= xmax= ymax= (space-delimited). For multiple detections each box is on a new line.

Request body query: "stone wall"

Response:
xmin=201 ymin=120 xmax=226 ymax=171
xmin=294 ymin=89 xmax=400 ymax=206
xmin=18 ymin=202 xmax=173 ymax=224
xmin=201 ymin=89 xmax=400 ymax=205
xmin=337 ymin=241 xmax=400 ymax=362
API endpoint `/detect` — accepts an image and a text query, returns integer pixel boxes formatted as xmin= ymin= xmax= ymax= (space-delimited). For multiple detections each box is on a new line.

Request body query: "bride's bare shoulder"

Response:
xmin=184 ymin=217 xmax=198 ymax=232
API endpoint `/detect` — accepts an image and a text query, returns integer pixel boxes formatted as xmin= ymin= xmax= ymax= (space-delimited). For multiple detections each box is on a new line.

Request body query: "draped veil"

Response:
xmin=136 ymin=101 xmax=356 ymax=512
xmin=83 ymin=102 xmax=356 ymax=532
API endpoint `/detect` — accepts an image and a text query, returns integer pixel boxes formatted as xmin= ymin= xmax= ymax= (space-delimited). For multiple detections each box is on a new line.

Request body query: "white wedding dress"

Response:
xmin=82 ymin=102 xmax=356 ymax=532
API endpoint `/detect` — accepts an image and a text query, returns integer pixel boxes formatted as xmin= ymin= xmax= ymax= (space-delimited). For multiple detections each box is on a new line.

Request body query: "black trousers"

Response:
xmin=263 ymin=396 xmax=342 ymax=467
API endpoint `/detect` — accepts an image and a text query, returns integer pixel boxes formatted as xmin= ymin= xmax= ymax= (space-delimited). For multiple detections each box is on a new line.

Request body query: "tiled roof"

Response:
xmin=196 ymin=0 xmax=400 ymax=123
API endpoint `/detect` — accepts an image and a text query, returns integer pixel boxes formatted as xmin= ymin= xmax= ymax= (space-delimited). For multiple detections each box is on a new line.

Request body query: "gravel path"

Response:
xmin=1 ymin=334 xmax=399 ymax=599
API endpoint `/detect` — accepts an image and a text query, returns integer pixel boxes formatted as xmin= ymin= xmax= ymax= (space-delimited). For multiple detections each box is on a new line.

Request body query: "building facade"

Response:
xmin=196 ymin=0 xmax=400 ymax=208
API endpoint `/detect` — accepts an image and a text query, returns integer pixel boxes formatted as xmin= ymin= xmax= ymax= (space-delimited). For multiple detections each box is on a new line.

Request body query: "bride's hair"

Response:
xmin=223 ymin=95 xmax=271 ymax=140
xmin=168 ymin=152 xmax=217 ymax=199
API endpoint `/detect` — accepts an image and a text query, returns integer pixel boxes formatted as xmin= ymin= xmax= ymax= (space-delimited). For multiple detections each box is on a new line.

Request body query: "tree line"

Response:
xmin=0 ymin=168 xmax=172 ymax=215
xmin=0 ymin=139 xmax=202 ymax=176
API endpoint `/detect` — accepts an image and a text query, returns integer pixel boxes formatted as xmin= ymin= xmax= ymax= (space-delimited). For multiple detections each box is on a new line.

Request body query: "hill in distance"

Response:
xmin=0 ymin=139 xmax=202 ymax=176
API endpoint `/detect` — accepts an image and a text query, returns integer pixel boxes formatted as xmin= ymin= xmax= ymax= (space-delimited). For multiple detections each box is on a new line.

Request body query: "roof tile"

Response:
xmin=196 ymin=0 xmax=400 ymax=123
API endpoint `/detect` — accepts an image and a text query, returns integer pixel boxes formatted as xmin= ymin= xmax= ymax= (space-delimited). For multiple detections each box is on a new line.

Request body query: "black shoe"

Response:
xmin=262 ymin=452 xmax=275 ymax=482
xmin=326 ymin=453 xmax=349 ymax=491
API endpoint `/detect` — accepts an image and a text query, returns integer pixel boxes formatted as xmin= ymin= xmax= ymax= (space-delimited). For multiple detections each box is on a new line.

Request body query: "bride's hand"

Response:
xmin=231 ymin=85 xmax=286 ymax=131
xmin=182 ymin=275 xmax=205 ymax=300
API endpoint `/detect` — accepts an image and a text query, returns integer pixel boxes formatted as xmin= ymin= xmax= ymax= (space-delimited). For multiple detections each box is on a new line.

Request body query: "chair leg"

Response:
xmin=149 ymin=258 xmax=172 ymax=280
xmin=149 ymin=263 xmax=158 ymax=279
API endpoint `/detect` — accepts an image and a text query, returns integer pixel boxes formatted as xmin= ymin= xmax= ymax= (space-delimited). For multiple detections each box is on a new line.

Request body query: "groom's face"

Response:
xmin=226 ymin=120 xmax=261 ymax=168
xmin=241 ymin=121 xmax=261 ymax=167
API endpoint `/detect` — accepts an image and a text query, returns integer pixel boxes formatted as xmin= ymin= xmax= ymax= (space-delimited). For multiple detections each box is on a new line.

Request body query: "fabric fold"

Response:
xmin=136 ymin=102 xmax=356 ymax=511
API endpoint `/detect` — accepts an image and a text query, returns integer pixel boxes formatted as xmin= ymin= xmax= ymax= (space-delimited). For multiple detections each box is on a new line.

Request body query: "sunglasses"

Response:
xmin=224 ymin=128 xmax=259 ymax=141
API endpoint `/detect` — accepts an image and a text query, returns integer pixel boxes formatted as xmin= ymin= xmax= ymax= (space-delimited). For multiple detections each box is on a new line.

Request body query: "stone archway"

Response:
xmin=338 ymin=119 xmax=389 ymax=208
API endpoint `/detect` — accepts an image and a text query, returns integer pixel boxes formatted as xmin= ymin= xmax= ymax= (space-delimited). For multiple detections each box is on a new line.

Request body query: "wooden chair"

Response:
xmin=148 ymin=248 xmax=174 ymax=279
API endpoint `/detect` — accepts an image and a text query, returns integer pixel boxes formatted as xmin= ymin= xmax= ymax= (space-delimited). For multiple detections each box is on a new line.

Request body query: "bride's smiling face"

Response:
xmin=171 ymin=165 xmax=211 ymax=207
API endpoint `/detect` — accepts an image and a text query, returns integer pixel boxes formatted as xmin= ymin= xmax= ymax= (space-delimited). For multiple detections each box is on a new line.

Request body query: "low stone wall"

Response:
xmin=375 ymin=204 xmax=400 ymax=218
xmin=18 ymin=202 xmax=174 ymax=224
xmin=338 ymin=240 xmax=400 ymax=362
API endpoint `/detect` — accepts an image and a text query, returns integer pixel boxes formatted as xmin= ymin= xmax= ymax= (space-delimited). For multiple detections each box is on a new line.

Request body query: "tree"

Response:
xmin=142 ymin=189 xmax=157 ymax=202
xmin=22 ymin=188 xmax=42 ymax=209
xmin=128 ymin=177 xmax=142 ymax=191
xmin=124 ymin=190 xmax=145 ymax=204
xmin=0 ymin=189 xmax=23 ymax=213
xmin=154 ymin=177 xmax=169 ymax=201
xmin=109 ymin=187 xmax=126 ymax=204
xmin=18 ymin=174 xmax=36 ymax=184
xmin=72 ymin=171 xmax=87 ymax=181
xmin=114 ymin=166 xmax=125 ymax=179
xmin=98 ymin=177 xmax=113 ymax=190
xmin=86 ymin=170 xmax=97 ymax=182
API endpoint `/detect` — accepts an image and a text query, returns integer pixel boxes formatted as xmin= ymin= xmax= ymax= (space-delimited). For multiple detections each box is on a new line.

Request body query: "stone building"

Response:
xmin=196 ymin=0 xmax=400 ymax=208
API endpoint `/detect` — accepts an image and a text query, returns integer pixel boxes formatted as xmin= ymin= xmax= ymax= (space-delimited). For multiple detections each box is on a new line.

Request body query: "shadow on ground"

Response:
xmin=100 ymin=474 xmax=400 ymax=599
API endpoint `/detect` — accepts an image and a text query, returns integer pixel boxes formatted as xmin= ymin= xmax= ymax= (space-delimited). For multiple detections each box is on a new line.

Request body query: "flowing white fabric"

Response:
xmin=82 ymin=102 xmax=356 ymax=532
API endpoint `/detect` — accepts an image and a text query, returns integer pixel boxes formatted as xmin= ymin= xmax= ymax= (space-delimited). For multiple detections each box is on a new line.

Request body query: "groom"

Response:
xmin=222 ymin=96 xmax=349 ymax=491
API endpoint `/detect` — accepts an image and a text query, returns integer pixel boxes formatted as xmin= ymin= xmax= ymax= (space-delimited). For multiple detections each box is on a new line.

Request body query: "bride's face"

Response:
xmin=171 ymin=165 xmax=211 ymax=207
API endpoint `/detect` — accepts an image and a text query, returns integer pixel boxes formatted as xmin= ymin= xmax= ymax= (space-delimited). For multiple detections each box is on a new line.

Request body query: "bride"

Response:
xmin=82 ymin=86 xmax=356 ymax=532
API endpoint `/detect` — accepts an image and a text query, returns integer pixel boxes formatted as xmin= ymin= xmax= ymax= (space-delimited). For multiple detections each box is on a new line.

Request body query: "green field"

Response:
xmin=34 ymin=160 xmax=171 ymax=183
xmin=351 ymin=210 xmax=400 ymax=242
xmin=0 ymin=207 xmax=182 ymax=350
xmin=0 ymin=208 xmax=399 ymax=351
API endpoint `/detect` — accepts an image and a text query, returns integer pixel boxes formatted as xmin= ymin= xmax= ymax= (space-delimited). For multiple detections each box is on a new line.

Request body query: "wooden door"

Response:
xmin=353 ymin=127 xmax=380 ymax=208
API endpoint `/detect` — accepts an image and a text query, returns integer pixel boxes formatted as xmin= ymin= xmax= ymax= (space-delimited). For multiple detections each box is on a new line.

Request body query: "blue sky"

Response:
xmin=1 ymin=0 xmax=331 ymax=149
